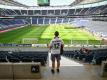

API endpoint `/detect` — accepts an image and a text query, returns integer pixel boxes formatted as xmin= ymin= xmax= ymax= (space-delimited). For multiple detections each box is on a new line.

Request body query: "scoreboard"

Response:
xmin=38 ymin=0 xmax=50 ymax=6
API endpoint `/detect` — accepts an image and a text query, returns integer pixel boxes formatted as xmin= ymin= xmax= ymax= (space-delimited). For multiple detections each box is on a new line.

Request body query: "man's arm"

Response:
xmin=61 ymin=39 xmax=64 ymax=48
xmin=49 ymin=40 xmax=53 ymax=50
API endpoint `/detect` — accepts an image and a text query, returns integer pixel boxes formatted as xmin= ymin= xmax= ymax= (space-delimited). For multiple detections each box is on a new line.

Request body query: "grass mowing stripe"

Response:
xmin=0 ymin=26 xmax=48 ymax=44
xmin=0 ymin=26 xmax=35 ymax=43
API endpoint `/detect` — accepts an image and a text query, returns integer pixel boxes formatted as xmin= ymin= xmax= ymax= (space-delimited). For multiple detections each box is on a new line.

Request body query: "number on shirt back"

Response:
xmin=53 ymin=42 xmax=60 ymax=49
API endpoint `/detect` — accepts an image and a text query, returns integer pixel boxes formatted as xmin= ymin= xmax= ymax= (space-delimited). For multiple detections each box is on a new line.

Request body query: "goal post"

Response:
xmin=22 ymin=38 xmax=38 ymax=44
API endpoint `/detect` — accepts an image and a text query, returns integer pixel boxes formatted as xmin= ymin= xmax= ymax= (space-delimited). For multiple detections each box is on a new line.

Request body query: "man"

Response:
xmin=49 ymin=31 xmax=64 ymax=74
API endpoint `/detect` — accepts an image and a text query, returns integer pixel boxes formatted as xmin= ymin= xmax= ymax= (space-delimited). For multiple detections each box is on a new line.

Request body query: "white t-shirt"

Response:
xmin=50 ymin=37 xmax=64 ymax=54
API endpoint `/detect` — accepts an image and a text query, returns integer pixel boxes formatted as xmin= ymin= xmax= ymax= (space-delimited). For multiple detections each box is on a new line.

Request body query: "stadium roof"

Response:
xmin=14 ymin=0 xmax=75 ymax=6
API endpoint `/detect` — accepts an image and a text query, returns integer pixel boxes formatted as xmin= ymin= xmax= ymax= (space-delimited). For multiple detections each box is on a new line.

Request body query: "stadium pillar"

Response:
xmin=62 ymin=18 xmax=64 ymax=23
xmin=37 ymin=18 xmax=38 ymax=24
xmin=55 ymin=17 xmax=58 ymax=24
xmin=30 ymin=17 xmax=32 ymax=25
xmin=68 ymin=18 xmax=71 ymax=23
xmin=49 ymin=18 xmax=51 ymax=24
xmin=43 ymin=17 xmax=45 ymax=24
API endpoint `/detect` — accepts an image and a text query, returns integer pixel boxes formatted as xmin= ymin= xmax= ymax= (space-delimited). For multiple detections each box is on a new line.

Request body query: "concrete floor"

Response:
xmin=0 ymin=54 xmax=107 ymax=80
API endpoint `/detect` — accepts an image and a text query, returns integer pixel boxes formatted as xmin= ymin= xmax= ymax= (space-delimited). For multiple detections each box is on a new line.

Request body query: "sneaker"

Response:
xmin=51 ymin=69 xmax=55 ymax=74
xmin=56 ymin=69 xmax=60 ymax=73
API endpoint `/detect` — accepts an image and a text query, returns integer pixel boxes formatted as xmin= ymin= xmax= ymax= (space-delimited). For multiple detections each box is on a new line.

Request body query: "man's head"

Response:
xmin=54 ymin=31 xmax=59 ymax=37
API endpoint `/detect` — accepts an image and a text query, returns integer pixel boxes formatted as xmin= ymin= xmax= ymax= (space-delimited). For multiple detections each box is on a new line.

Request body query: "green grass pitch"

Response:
xmin=0 ymin=24 xmax=102 ymax=45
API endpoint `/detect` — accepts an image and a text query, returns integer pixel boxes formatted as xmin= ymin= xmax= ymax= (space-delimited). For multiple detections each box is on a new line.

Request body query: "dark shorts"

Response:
xmin=51 ymin=54 xmax=61 ymax=61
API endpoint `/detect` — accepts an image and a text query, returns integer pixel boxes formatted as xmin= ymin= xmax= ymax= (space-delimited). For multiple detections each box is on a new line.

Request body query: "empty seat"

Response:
xmin=96 ymin=57 xmax=107 ymax=65
xmin=0 ymin=51 xmax=48 ymax=65
xmin=8 ymin=58 xmax=20 ymax=63
xmin=0 ymin=58 xmax=7 ymax=62
xmin=21 ymin=57 xmax=32 ymax=62
xmin=33 ymin=58 xmax=45 ymax=66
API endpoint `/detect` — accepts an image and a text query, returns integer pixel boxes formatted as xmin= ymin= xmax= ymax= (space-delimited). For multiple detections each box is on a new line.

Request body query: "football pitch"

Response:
xmin=0 ymin=24 xmax=102 ymax=45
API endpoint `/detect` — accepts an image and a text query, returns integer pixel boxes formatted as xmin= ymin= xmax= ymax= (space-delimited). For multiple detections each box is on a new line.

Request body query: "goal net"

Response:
xmin=22 ymin=38 xmax=38 ymax=44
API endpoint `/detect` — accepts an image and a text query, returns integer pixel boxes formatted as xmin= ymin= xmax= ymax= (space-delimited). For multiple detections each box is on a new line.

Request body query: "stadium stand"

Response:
xmin=1 ymin=0 xmax=107 ymax=61
xmin=0 ymin=0 xmax=107 ymax=40
xmin=1 ymin=48 xmax=106 ymax=66
xmin=0 ymin=19 xmax=26 ymax=30
xmin=0 ymin=0 xmax=107 ymax=16
xmin=1 ymin=48 xmax=107 ymax=66
xmin=0 ymin=2 xmax=107 ymax=17
xmin=0 ymin=51 xmax=48 ymax=66
xmin=62 ymin=48 xmax=107 ymax=65
xmin=86 ymin=20 xmax=107 ymax=38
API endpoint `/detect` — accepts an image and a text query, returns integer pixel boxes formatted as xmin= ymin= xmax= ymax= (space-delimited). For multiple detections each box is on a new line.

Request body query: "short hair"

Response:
xmin=54 ymin=31 xmax=59 ymax=37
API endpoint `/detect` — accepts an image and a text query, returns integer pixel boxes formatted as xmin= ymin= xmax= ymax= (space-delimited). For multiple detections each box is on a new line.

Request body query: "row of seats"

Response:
xmin=62 ymin=49 xmax=107 ymax=65
xmin=0 ymin=18 xmax=72 ymax=30
xmin=0 ymin=19 xmax=26 ymax=30
xmin=0 ymin=4 xmax=107 ymax=16
xmin=0 ymin=51 xmax=48 ymax=66
xmin=93 ymin=49 xmax=107 ymax=64
xmin=0 ymin=49 xmax=107 ymax=65
xmin=62 ymin=50 xmax=94 ymax=63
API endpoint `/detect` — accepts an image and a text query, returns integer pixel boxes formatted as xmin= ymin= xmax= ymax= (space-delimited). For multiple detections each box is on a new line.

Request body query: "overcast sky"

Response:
xmin=14 ymin=0 xmax=75 ymax=6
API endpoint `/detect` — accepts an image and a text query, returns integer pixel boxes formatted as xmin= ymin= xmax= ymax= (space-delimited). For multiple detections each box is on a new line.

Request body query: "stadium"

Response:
xmin=0 ymin=0 xmax=107 ymax=80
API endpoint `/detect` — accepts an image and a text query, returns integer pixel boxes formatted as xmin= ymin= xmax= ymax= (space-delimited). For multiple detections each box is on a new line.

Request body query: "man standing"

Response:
xmin=49 ymin=31 xmax=64 ymax=74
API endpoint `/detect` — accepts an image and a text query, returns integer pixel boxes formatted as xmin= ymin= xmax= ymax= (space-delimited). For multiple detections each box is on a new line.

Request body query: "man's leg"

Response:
xmin=51 ymin=54 xmax=55 ymax=73
xmin=56 ymin=54 xmax=61 ymax=73
xmin=52 ymin=60 xmax=55 ymax=69
xmin=57 ymin=60 xmax=60 ymax=69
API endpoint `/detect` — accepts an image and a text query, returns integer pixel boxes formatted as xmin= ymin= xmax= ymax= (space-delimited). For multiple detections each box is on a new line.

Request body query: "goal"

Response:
xmin=22 ymin=38 xmax=38 ymax=44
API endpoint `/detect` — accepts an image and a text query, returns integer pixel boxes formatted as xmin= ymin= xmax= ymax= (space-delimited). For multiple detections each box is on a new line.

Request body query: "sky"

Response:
xmin=14 ymin=0 xmax=75 ymax=6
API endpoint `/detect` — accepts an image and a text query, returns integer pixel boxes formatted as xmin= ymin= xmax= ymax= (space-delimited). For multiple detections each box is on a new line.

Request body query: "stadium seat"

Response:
xmin=21 ymin=57 xmax=32 ymax=62
xmin=0 ymin=57 xmax=7 ymax=62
